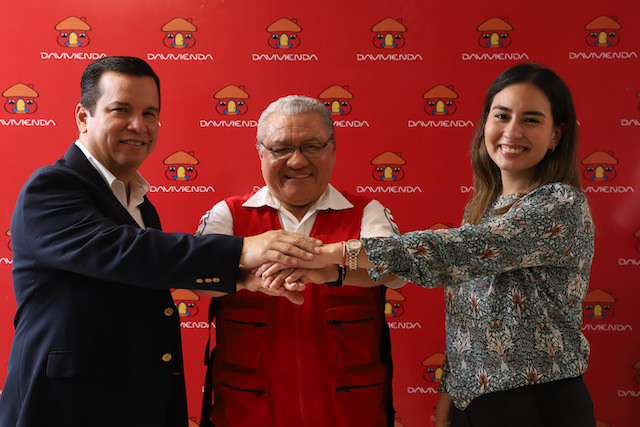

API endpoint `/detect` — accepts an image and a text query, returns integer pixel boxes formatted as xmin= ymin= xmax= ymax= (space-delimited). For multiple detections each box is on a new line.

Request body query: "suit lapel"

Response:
xmin=139 ymin=197 xmax=161 ymax=230
xmin=62 ymin=143 xmax=146 ymax=228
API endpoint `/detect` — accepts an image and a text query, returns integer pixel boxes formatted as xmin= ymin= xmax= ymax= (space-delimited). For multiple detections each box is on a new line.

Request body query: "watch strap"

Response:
xmin=346 ymin=240 xmax=362 ymax=270
xmin=325 ymin=265 xmax=346 ymax=287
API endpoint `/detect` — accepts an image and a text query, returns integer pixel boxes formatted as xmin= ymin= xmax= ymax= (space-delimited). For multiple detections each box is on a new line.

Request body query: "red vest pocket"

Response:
xmin=217 ymin=307 xmax=270 ymax=369
xmin=213 ymin=370 xmax=271 ymax=427
xmin=333 ymin=364 xmax=388 ymax=426
xmin=325 ymin=305 xmax=380 ymax=367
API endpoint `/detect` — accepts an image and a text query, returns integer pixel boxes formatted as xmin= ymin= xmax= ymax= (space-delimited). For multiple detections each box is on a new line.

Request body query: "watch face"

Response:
xmin=347 ymin=240 xmax=362 ymax=251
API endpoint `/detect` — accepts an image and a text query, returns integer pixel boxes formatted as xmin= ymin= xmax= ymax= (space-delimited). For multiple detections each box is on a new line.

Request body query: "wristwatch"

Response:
xmin=325 ymin=265 xmax=346 ymax=287
xmin=345 ymin=239 xmax=363 ymax=270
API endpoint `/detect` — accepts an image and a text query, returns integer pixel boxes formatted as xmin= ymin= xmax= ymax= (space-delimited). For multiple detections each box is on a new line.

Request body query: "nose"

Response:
xmin=286 ymin=147 xmax=310 ymax=168
xmin=503 ymin=119 xmax=523 ymax=140
xmin=128 ymin=114 xmax=148 ymax=133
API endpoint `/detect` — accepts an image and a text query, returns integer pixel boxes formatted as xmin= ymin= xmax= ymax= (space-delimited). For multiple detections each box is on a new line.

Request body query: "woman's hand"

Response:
xmin=432 ymin=392 xmax=451 ymax=426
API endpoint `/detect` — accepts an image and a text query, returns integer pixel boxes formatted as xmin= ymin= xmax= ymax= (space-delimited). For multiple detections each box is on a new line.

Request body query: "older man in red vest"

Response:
xmin=196 ymin=95 xmax=404 ymax=427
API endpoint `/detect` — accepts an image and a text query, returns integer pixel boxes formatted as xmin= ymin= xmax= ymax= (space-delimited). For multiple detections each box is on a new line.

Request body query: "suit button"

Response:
xmin=162 ymin=353 xmax=173 ymax=363
xmin=196 ymin=278 xmax=204 ymax=284
xmin=212 ymin=277 xmax=220 ymax=283
xmin=204 ymin=278 xmax=212 ymax=283
xmin=164 ymin=307 xmax=174 ymax=317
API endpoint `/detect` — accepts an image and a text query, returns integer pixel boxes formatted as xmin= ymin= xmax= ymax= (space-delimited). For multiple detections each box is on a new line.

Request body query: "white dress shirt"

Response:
xmin=75 ymin=140 xmax=150 ymax=229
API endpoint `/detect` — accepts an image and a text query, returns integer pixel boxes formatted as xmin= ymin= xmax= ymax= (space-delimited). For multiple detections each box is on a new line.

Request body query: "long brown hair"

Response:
xmin=464 ymin=63 xmax=582 ymax=225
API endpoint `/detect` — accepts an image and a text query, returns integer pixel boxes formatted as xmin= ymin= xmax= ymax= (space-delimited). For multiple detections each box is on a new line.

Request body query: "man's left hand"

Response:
xmin=239 ymin=269 xmax=306 ymax=305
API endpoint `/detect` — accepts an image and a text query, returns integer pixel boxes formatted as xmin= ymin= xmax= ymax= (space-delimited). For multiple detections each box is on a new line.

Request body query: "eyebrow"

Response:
xmin=107 ymin=101 xmax=160 ymax=113
xmin=492 ymin=105 xmax=547 ymax=117
xmin=272 ymin=136 xmax=325 ymax=145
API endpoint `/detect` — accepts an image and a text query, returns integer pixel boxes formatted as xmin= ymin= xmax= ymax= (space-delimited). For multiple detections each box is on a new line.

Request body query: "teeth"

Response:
xmin=500 ymin=145 xmax=525 ymax=154
xmin=286 ymin=174 xmax=311 ymax=179
xmin=123 ymin=141 xmax=144 ymax=146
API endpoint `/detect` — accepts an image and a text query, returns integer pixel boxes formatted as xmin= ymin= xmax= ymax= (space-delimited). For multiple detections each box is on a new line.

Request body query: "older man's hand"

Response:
xmin=240 ymin=230 xmax=322 ymax=269
xmin=255 ymin=241 xmax=344 ymax=281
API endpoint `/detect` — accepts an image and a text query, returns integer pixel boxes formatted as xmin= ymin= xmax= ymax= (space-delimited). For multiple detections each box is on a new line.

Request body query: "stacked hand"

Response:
xmin=239 ymin=236 xmax=372 ymax=304
xmin=195 ymin=231 xmax=323 ymax=304
xmin=256 ymin=263 xmax=336 ymax=290
xmin=254 ymin=241 xmax=345 ymax=292
xmin=195 ymin=269 xmax=308 ymax=305
xmin=235 ymin=230 xmax=330 ymax=304
xmin=237 ymin=269 xmax=307 ymax=305
xmin=239 ymin=230 xmax=323 ymax=269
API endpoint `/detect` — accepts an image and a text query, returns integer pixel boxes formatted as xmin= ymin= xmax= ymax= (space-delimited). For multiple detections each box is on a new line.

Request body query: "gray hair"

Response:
xmin=256 ymin=95 xmax=334 ymax=145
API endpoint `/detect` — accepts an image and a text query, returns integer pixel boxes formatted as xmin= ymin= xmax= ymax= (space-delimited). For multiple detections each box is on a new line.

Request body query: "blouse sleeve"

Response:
xmin=363 ymin=184 xmax=593 ymax=288
xmin=360 ymin=199 xmax=406 ymax=289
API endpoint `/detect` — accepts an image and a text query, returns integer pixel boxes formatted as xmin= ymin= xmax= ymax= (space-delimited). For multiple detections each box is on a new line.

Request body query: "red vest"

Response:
xmin=210 ymin=191 xmax=393 ymax=427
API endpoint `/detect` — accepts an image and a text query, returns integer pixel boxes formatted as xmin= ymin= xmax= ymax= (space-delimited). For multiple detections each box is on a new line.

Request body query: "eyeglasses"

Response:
xmin=259 ymin=139 xmax=334 ymax=160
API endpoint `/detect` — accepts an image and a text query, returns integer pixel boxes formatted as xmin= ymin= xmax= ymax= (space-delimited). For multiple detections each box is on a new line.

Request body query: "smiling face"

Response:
xmin=259 ymin=112 xmax=335 ymax=219
xmin=76 ymin=71 xmax=160 ymax=185
xmin=484 ymin=82 xmax=561 ymax=194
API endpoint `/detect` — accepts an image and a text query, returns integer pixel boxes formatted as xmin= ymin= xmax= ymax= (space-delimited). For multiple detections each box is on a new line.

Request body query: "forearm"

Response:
xmin=319 ymin=242 xmax=374 ymax=269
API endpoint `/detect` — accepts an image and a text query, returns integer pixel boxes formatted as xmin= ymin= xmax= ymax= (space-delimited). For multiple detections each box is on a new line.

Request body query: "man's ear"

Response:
xmin=75 ymin=103 xmax=89 ymax=134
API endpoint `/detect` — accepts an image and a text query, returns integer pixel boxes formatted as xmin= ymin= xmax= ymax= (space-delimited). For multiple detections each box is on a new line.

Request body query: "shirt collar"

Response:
xmin=74 ymin=140 xmax=150 ymax=207
xmin=243 ymin=184 xmax=353 ymax=213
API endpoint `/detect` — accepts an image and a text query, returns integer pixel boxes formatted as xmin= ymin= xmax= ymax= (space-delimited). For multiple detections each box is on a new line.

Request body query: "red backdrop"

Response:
xmin=1 ymin=1 xmax=639 ymax=426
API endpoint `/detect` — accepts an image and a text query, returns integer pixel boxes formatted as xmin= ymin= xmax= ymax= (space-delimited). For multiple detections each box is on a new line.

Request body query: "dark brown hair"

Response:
xmin=464 ymin=63 xmax=581 ymax=225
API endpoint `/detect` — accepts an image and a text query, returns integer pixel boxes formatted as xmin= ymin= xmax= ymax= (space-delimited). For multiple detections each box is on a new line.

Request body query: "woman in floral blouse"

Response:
xmin=266 ymin=63 xmax=596 ymax=427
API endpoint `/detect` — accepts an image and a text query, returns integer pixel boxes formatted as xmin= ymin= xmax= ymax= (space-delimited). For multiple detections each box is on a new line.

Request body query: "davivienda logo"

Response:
xmin=3 ymin=83 xmax=39 ymax=114
xmin=161 ymin=17 xmax=197 ymax=49
xmin=214 ymin=85 xmax=250 ymax=116
xmin=1 ymin=82 xmax=56 ymax=127
xmin=318 ymin=85 xmax=353 ymax=116
xmin=54 ymin=16 xmax=91 ymax=48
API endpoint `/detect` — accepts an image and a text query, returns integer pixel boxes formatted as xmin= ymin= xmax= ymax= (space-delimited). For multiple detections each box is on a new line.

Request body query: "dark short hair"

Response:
xmin=80 ymin=56 xmax=160 ymax=114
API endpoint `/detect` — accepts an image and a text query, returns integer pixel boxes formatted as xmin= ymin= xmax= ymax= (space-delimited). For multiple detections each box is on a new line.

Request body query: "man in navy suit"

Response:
xmin=0 ymin=56 xmax=318 ymax=427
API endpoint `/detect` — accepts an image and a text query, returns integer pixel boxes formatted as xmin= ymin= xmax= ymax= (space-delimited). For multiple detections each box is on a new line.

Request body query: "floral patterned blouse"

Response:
xmin=363 ymin=183 xmax=594 ymax=410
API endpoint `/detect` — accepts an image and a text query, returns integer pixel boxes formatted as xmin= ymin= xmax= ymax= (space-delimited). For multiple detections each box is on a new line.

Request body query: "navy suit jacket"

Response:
xmin=0 ymin=144 xmax=243 ymax=427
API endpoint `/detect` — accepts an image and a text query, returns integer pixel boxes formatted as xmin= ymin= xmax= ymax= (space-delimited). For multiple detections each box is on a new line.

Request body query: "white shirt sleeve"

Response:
xmin=360 ymin=200 xmax=406 ymax=289
xmin=195 ymin=200 xmax=234 ymax=236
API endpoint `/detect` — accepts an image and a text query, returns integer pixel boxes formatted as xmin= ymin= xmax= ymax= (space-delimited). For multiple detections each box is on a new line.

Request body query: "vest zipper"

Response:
xmin=223 ymin=319 xmax=267 ymax=327
xmin=336 ymin=381 xmax=385 ymax=392
xmin=327 ymin=317 xmax=374 ymax=326
xmin=221 ymin=382 xmax=266 ymax=396
xmin=294 ymin=303 xmax=305 ymax=421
